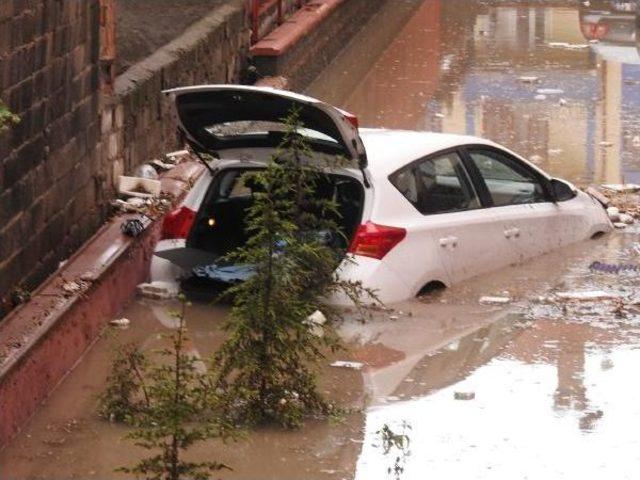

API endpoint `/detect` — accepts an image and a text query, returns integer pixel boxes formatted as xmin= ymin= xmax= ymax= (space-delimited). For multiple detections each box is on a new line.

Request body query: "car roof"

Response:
xmin=359 ymin=129 xmax=497 ymax=179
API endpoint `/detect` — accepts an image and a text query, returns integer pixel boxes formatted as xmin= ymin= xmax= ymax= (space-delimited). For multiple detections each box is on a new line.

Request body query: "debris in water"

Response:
xmin=118 ymin=175 xmax=162 ymax=198
xmin=454 ymin=391 xmax=475 ymax=401
xmin=62 ymin=281 xmax=84 ymax=295
xmin=134 ymin=163 xmax=159 ymax=180
xmin=556 ymin=290 xmax=621 ymax=301
xmin=619 ymin=213 xmax=634 ymax=224
xmin=109 ymin=318 xmax=130 ymax=328
xmin=479 ymin=296 xmax=511 ymax=305
xmin=537 ymin=88 xmax=564 ymax=95
xmin=330 ymin=360 xmax=364 ymax=370
xmin=304 ymin=310 xmax=327 ymax=337
xmin=534 ymin=94 xmax=547 ymax=101
xmin=518 ymin=76 xmax=539 ymax=83
xmin=590 ymin=261 xmax=638 ymax=274
xmin=601 ymin=184 xmax=640 ymax=193
xmin=137 ymin=281 xmax=179 ymax=300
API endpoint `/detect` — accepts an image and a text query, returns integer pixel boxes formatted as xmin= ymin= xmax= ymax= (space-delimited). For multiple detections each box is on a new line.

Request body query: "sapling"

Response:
xmin=213 ymin=109 xmax=376 ymax=428
xmin=108 ymin=297 xmax=231 ymax=480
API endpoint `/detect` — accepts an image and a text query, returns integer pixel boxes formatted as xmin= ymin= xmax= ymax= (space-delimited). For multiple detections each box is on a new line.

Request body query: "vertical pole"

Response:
xmin=252 ymin=0 xmax=260 ymax=44
xmin=99 ymin=0 xmax=116 ymax=93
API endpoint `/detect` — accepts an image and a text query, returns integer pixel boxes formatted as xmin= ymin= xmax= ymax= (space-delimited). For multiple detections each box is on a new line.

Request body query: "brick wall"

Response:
xmin=0 ymin=0 xmax=103 ymax=311
xmin=0 ymin=0 xmax=250 ymax=316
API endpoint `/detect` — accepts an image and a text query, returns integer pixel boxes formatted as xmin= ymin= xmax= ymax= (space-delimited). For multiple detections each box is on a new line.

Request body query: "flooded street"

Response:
xmin=3 ymin=1 xmax=640 ymax=478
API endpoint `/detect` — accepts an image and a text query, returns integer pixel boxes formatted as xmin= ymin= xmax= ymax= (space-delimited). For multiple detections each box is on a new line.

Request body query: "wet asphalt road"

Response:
xmin=2 ymin=1 xmax=640 ymax=479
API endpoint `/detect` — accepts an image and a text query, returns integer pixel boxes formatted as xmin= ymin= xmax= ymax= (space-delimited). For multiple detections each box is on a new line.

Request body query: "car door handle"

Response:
xmin=504 ymin=228 xmax=520 ymax=239
xmin=439 ymin=236 xmax=458 ymax=249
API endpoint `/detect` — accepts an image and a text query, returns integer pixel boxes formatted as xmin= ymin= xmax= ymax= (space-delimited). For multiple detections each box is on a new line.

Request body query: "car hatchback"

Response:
xmin=151 ymin=85 xmax=612 ymax=305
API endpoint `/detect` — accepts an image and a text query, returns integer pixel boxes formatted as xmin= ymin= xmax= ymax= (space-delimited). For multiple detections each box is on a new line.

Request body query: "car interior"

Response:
xmin=187 ymin=168 xmax=365 ymax=262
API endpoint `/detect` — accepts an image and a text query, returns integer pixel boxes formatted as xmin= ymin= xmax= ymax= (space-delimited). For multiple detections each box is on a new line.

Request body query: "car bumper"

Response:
xmin=329 ymin=254 xmax=413 ymax=306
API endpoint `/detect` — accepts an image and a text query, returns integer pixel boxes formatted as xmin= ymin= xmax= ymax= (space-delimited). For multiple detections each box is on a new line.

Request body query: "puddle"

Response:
xmin=3 ymin=1 xmax=640 ymax=478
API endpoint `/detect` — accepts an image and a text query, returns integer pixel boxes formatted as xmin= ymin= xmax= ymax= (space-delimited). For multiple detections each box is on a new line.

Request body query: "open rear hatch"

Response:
xmin=164 ymin=85 xmax=368 ymax=169
xmin=156 ymin=86 xmax=368 ymax=286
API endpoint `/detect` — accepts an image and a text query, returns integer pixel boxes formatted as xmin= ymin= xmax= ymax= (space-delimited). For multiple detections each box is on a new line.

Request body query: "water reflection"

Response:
xmin=308 ymin=0 xmax=640 ymax=186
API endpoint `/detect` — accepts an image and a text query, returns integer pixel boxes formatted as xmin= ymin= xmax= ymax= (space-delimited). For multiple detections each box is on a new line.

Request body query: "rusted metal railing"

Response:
xmin=251 ymin=0 xmax=308 ymax=44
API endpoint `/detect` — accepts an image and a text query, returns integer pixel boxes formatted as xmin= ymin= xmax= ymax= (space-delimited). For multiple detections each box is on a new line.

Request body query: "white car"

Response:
xmin=152 ymin=85 xmax=612 ymax=305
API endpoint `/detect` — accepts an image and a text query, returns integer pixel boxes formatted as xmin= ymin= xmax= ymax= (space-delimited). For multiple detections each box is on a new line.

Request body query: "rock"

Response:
xmin=454 ymin=391 xmax=475 ymax=400
xmin=519 ymin=76 xmax=539 ymax=83
xmin=109 ymin=318 xmax=130 ymax=328
xmin=479 ymin=296 xmax=511 ymax=305
xmin=614 ymin=222 xmax=627 ymax=229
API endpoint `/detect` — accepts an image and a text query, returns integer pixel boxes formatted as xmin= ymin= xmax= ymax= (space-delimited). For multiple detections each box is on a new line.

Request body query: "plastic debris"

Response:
xmin=330 ymin=360 xmax=364 ymax=370
xmin=537 ymin=88 xmax=564 ymax=95
xmin=150 ymin=159 xmax=174 ymax=171
xmin=590 ymin=261 xmax=638 ymax=274
xmin=192 ymin=263 xmax=255 ymax=283
xmin=518 ymin=76 xmax=539 ymax=83
xmin=619 ymin=213 xmax=634 ymax=224
xmin=137 ymin=281 xmax=179 ymax=300
xmin=109 ymin=318 xmax=130 ymax=328
xmin=164 ymin=150 xmax=190 ymax=163
xmin=556 ymin=290 xmax=621 ymax=301
xmin=62 ymin=281 xmax=82 ymax=294
xmin=479 ymin=296 xmax=511 ymax=305
xmin=304 ymin=310 xmax=327 ymax=337
xmin=134 ymin=164 xmax=159 ymax=180
xmin=118 ymin=175 xmax=162 ymax=198
xmin=454 ymin=392 xmax=475 ymax=400
xmin=121 ymin=218 xmax=146 ymax=237
xmin=607 ymin=206 xmax=620 ymax=222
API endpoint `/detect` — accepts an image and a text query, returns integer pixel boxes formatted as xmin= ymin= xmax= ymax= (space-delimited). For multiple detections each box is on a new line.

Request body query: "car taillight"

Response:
xmin=348 ymin=222 xmax=407 ymax=260
xmin=162 ymin=206 xmax=196 ymax=240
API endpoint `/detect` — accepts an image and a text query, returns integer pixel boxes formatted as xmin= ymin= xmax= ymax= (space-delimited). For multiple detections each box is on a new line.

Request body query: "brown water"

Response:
xmin=3 ymin=1 xmax=640 ymax=479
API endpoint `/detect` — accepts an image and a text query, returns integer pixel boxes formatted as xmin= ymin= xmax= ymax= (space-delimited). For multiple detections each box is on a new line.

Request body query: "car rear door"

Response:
xmin=461 ymin=146 xmax=560 ymax=263
xmin=389 ymin=149 xmax=514 ymax=287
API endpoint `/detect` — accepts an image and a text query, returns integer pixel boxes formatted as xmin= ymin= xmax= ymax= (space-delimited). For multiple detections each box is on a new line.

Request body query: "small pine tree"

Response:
xmin=213 ymin=109 xmax=375 ymax=428
xmin=117 ymin=297 xmax=231 ymax=480
xmin=98 ymin=342 xmax=149 ymax=424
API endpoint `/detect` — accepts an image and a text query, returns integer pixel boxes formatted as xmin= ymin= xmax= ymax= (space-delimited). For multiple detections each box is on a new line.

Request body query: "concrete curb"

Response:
xmin=0 ymin=162 xmax=204 ymax=450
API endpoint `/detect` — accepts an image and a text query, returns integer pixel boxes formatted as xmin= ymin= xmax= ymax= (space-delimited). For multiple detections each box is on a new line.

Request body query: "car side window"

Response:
xmin=391 ymin=151 xmax=480 ymax=215
xmin=468 ymin=149 xmax=548 ymax=207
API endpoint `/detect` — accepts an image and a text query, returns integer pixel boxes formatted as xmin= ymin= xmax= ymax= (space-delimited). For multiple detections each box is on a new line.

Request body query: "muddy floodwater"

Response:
xmin=3 ymin=1 xmax=640 ymax=479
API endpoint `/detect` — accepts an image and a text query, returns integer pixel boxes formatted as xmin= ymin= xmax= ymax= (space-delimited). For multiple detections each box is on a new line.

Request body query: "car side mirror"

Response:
xmin=550 ymin=178 xmax=577 ymax=202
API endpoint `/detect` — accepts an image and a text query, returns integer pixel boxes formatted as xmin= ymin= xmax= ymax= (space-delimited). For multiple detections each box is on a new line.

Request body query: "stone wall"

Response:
xmin=0 ymin=0 xmax=103 ymax=312
xmin=102 ymin=0 xmax=250 ymax=198
xmin=0 ymin=0 xmax=250 ymax=317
